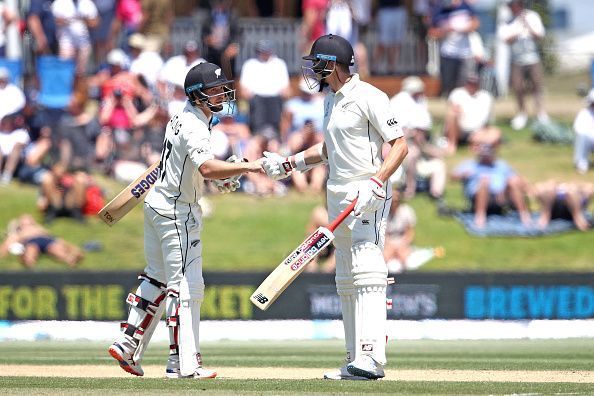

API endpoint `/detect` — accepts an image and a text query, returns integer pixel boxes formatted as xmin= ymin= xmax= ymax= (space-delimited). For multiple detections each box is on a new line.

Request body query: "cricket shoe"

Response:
xmin=346 ymin=355 xmax=385 ymax=380
xmin=165 ymin=354 xmax=217 ymax=379
xmin=324 ymin=364 xmax=371 ymax=380
xmin=108 ymin=340 xmax=144 ymax=376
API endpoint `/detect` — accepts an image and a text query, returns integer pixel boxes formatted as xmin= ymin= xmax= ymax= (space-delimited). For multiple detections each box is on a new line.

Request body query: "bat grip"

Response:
xmin=327 ymin=199 xmax=357 ymax=232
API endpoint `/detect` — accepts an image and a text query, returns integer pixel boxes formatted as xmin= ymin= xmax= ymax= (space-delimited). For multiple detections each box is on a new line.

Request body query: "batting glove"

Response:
xmin=353 ymin=177 xmax=386 ymax=217
xmin=262 ymin=151 xmax=293 ymax=180
xmin=214 ymin=155 xmax=243 ymax=194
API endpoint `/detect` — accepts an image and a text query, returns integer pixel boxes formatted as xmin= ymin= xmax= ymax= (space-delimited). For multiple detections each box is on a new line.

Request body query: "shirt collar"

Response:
xmin=335 ymin=73 xmax=359 ymax=97
xmin=184 ymin=101 xmax=213 ymax=129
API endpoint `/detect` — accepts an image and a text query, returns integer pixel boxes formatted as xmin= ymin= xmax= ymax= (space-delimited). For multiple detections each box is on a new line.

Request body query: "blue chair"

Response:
xmin=37 ymin=56 xmax=75 ymax=109
xmin=0 ymin=58 xmax=22 ymax=85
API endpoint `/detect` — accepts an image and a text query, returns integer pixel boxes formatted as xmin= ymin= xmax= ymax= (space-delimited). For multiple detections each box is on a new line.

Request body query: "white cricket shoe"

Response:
xmin=165 ymin=354 xmax=217 ymax=379
xmin=108 ymin=339 xmax=144 ymax=377
xmin=324 ymin=364 xmax=371 ymax=380
xmin=511 ymin=112 xmax=528 ymax=131
xmin=346 ymin=355 xmax=385 ymax=380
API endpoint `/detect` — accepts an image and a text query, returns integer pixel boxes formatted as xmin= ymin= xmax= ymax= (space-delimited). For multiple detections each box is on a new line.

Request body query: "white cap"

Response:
xmin=402 ymin=76 xmax=424 ymax=94
xmin=128 ymin=33 xmax=147 ymax=50
xmin=107 ymin=48 xmax=128 ymax=67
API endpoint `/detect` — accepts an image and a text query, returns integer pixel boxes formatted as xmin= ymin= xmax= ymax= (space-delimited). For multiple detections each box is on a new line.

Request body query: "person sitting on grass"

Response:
xmin=0 ymin=214 xmax=83 ymax=268
xmin=452 ymin=143 xmax=531 ymax=228
xmin=531 ymin=180 xmax=593 ymax=231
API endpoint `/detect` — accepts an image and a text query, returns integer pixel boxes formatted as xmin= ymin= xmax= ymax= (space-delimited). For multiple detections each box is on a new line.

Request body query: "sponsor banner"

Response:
xmin=0 ymin=272 xmax=593 ymax=321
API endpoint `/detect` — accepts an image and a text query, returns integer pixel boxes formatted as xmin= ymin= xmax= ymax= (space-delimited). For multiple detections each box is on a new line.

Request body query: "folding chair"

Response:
xmin=36 ymin=56 xmax=76 ymax=109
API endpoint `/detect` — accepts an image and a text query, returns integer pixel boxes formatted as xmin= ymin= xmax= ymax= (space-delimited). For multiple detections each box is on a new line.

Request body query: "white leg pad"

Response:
xmin=334 ymin=235 xmax=356 ymax=362
xmin=178 ymin=299 xmax=202 ymax=376
xmin=120 ymin=275 xmax=166 ymax=363
xmin=352 ymin=242 xmax=388 ymax=365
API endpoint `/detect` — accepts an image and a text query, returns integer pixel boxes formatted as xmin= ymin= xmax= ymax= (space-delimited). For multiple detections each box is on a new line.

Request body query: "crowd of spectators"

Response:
xmin=0 ymin=0 xmax=592 ymax=270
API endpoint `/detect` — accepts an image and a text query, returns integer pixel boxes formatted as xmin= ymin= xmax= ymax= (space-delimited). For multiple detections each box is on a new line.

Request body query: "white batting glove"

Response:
xmin=353 ymin=177 xmax=386 ymax=217
xmin=262 ymin=151 xmax=293 ymax=180
xmin=214 ymin=155 xmax=243 ymax=194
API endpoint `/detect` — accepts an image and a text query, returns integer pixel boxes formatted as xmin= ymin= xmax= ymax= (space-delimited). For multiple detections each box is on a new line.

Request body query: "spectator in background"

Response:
xmin=210 ymin=104 xmax=251 ymax=160
xmin=91 ymin=0 xmax=117 ymax=65
xmin=0 ymin=0 xmax=16 ymax=57
xmin=384 ymin=189 xmax=416 ymax=272
xmin=300 ymin=0 xmax=328 ymax=54
xmin=202 ymin=0 xmax=239 ymax=80
xmin=286 ymin=120 xmax=326 ymax=194
xmin=281 ymin=77 xmax=324 ymax=145
xmin=27 ymin=0 xmax=59 ymax=55
xmin=56 ymin=93 xmax=101 ymax=172
xmin=128 ymin=33 xmax=163 ymax=88
xmin=531 ymin=180 xmax=593 ymax=231
xmin=389 ymin=76 xmax=429 ymax=132
xmin=114 ymin=0 xmax=142 ymax=53
xmin=498 ymin=0 xmax=547 ymax=130
xmin=38 ymin=163 xmax=88 ymax=223
xmin=0 ymin=214 xmax=83 ymax=268
xmin=0 ymin=67 xmax=26 ymax=122
xmin=157 ymin=39 xmax=205 ymax=104
xmin=239 ymin=39 xmax=290 ymax=143
xmin=452 ymin=143 xmax=531 ymax=228
xmin=139 ymin=0 xmax=172 ymax=52
xmin=374 ymin=0 xmax=407 ymax=75
xmin=51 ymin=0 xmax=99 ymax=75
xmin=444 ymin=74 xmax=501 ymax=153
xmin=15 ymin=124 xmax=52 ymax=187
xmin=573 ymin=88 xmax=594 ymax=174
xmin=0 ymin=114 xmax=30 ymax=185
xmin=401 ymin=110 xmax=446 ymax=201
xmin=429 ymin=0 xmax=480 ymax=97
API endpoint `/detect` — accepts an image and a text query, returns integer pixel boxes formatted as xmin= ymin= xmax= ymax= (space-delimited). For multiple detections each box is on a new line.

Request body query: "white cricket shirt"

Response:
xmin=324 ymin=74 xmax=404 ymax=181
xmin=145 ymin=101 xmax=215 ymax=211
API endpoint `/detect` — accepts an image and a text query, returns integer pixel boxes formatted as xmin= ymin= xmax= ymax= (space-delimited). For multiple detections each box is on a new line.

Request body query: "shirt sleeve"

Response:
xmin=181 ymin=117 xmax=215 ymax=169
xmin=527 ymin=11 xmax=545 ymax=38
xmin=80 ymin=0 xmax=98 ymax=19
xmin=363 ymin=91 xmax=404 ymax=142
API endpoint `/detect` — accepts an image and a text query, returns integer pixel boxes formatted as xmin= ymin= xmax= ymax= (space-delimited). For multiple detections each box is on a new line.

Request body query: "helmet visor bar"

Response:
xmin=301 ymin=56 xmax=336 ymax=90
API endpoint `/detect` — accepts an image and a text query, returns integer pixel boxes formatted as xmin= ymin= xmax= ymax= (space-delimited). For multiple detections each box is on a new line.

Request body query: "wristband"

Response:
xmin=370 ymin=176 xmax=383 ymax=188
xmin=294 ymin=152 xmax=308 ymax=172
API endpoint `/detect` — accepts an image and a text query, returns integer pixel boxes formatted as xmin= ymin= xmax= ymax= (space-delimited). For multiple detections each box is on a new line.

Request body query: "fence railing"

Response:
xmin=171 ymin=16 xmax=428 ymax=76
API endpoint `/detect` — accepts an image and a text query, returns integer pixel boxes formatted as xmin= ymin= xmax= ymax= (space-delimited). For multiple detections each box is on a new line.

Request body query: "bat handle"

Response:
xmin=327 ymin=199 xmax=357 ymax=232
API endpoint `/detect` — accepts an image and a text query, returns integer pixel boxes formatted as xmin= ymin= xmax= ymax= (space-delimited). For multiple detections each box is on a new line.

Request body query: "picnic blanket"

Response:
xmin=454 ymin=211 xmax=592 ymax=237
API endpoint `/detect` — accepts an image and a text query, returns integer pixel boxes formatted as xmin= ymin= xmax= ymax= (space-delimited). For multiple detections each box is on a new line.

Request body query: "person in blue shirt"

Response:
xmin=452 ymin=144 xmax=531 ymax=228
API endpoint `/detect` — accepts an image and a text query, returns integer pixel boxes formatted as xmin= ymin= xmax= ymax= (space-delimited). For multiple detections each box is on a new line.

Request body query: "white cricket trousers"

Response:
xmin=142 ymin=203 xmax=205 ymax=300
xmin=327 ymin=178 xmax=392 ymax=365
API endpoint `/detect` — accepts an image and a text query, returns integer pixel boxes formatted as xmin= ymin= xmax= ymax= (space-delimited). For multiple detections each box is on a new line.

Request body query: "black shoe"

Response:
xmin=44 ymin=206 xmax=58 ymax=224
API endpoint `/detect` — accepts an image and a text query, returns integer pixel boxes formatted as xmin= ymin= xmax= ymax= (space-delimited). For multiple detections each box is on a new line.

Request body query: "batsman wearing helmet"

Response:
xmin=262 ymin=34 xmax=408 ymax=380
xmin=108 ymin=62 xmax=263 ymax=378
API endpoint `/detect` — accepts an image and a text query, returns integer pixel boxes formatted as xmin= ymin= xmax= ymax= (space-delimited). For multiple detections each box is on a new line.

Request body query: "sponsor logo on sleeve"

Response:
xmin=387 ymin=118 xmax=398 ymax=127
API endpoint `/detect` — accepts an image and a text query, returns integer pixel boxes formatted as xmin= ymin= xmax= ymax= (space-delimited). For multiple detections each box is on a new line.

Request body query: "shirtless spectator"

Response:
xmin=531 ymin=180 xmax=593 ymax=231
xmin=0 ymin=214 xmax=83 ymax=268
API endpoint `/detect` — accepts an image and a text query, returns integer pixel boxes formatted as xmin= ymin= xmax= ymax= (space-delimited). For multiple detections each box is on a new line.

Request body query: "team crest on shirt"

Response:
xmin=387 ymin=118 xmax=398 ymax=127
xmin=341 ymin=100 xmax=355 ymax=110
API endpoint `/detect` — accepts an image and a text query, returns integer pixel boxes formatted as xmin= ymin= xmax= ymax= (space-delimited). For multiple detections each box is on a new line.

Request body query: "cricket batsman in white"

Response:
xmin=108 ymin=62 xmax=263 ymax=378
xmin=262 ymin=34 xmax=408 ymax=380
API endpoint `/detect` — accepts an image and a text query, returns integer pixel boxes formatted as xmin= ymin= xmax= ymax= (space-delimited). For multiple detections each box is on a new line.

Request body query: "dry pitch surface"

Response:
xmin=1 ymin=365 xmax=593 ymax=383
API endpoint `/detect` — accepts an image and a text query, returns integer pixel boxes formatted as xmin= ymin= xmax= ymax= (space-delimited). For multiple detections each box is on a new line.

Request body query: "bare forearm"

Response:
xmin=375 ymin=138 xmax=408 ymax=183
xmin=199 ymin=158 xmax=260 ymax=180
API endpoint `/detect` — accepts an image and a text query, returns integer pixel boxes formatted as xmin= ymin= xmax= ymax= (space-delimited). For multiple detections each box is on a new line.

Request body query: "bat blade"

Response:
xmin=98 ymin=161 xmax=160 ymax=226
xmin=250 ymin=226 xmax=335 ymax=310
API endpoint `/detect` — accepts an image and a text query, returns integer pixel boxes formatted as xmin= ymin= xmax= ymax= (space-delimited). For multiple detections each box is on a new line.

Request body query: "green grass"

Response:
xmin=0 ymin=340 xmax=593 ymax=395
xmin=0 ymin=121 xmax=593 ymax=273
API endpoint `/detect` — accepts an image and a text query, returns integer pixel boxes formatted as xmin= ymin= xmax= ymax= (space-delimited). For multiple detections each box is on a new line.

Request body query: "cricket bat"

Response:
xmin=98 ymin=160 xmax=161 ymax=226
xmin=250 ymin=199 xmax=357 ymax=310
